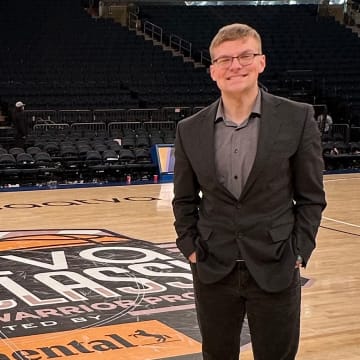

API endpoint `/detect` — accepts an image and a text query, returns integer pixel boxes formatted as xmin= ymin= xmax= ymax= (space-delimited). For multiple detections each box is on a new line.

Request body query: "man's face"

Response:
xmin=210 ymin=37 xmax=266 ymax=97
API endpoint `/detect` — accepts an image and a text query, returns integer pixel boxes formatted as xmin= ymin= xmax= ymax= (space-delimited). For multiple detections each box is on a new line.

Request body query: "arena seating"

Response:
xmin=0 ymin=0 xmax=218 ymax=111
xmin=138 ymin=4 xmax=360 ymax=123
xmin=1 ymin=0 xmax=359 ymax=186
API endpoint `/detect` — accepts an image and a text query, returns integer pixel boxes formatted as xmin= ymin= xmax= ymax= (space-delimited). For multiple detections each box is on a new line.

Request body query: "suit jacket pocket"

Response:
xmin=195 ymin=225 xmax=213 ymax=261
xmin=268 ymin=223 xmax=294 ymax=243
xmin=197 ymin=225 xmax=213 ymax=241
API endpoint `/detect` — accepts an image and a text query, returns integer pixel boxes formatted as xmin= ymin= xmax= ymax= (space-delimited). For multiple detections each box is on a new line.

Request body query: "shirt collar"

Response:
xmin=215 ymin=90 xmax=262 ymax=123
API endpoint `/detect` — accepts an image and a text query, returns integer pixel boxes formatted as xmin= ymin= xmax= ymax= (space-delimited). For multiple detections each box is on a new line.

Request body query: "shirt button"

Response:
xmin=234 ymin=148 xmax=239 ymax=153
xmin=234 ymin=175 xmax=238 ymax=179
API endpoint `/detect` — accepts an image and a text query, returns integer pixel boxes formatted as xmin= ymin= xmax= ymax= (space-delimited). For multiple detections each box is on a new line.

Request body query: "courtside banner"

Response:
xmin=0 ymin=230 xmax=201 ymax=359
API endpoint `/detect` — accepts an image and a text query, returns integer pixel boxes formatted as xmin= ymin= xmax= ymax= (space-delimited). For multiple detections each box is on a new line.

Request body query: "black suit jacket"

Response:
xmin=172 ymin=90 xmax=326 ymax=293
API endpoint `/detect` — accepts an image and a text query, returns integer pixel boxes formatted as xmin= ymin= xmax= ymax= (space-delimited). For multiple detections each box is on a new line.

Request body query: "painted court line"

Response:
xmin=322 ymin=216 xmax=360 ymax=229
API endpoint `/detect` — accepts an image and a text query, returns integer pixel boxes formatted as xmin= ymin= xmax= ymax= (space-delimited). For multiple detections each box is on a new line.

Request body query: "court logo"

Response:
xmin=0 ymin=230 xmax=201 ymax=359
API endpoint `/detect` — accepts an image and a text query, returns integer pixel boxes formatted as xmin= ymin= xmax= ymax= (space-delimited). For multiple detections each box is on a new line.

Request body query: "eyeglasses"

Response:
xmin=212 ymin=53 xmax=262 ymax=68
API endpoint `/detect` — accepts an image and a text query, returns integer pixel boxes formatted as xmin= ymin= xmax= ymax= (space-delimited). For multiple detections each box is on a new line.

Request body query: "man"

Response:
xmin=12 ymin=101 xmax=28 ymax=146
xmin=172 ymin=23 xmax=326 ymax=360
xmin=317 ymin=112 xmax=333 ymax=133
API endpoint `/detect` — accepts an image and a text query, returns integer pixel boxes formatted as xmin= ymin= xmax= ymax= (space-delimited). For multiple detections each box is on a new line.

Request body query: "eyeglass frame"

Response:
xmin=212 ymin=53 xmax=263 ymax=68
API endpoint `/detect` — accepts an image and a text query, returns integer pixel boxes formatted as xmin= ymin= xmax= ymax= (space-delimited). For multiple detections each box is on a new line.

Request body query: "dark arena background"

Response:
xmin=0 ymin=0 xmax=359 ymax=186
xmin=0 ymin=1 xmax=359 ymax=360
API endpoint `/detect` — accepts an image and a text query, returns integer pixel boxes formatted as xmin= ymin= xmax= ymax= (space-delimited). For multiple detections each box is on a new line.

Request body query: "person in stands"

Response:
xmin=12 ymin=101 xmax=29 ymax=146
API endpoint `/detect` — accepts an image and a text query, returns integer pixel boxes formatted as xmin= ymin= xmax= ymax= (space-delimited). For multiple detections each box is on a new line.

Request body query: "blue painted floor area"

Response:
xmin=0 ymin=178 xmax=173 ymax=192
xmin=1 ymin=169 xmax=358 ymax=193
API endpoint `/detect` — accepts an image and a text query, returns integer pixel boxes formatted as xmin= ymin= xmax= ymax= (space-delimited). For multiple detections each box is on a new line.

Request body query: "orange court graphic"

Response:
xmin=0 ymin=229 xmax=203 ymax=360
xmin=0 ymin=320 xmax=201 ymax=359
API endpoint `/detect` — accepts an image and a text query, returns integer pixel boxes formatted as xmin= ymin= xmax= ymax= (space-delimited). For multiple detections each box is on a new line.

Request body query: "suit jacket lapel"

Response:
xmin=197 ymin=100 xmax=218 ymax=179
xmin=240 ymin=90 xmax=282 ymax=200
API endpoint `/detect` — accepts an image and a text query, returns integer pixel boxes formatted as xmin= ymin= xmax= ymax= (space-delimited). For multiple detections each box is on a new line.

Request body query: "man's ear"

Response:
xmin=209 ymin=65 xmax=216 ymax=81
xmin=258 ymin=54 xmax=266 ymax=74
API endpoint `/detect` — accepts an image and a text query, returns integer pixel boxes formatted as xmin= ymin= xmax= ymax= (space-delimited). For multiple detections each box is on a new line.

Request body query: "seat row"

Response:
xmin=0 ymin=145 xmax=157 ymax=187
xmin=0 ymin=144 xmax=153 ymax=165
xmin=25 ymin=130 xmax=175 ymax=149
xmin=322 ymin=140 xmax=360 ymax=171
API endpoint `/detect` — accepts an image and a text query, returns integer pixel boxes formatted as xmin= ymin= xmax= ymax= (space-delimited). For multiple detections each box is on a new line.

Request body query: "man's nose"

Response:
xmin=229 ymin=57 xmax=243 ymax=69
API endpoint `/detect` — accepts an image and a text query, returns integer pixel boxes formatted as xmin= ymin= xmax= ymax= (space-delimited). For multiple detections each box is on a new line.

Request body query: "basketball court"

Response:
xmin=0 ymin=173 xmax=359 ymax=359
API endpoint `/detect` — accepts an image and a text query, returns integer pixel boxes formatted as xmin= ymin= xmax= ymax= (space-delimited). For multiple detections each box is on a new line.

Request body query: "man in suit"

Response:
xmin=172 ymin=23 xmax=326 ymax=360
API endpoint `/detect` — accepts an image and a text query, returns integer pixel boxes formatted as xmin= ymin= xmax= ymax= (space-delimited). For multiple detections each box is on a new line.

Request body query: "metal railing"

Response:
xmin=127 ymin=108 xmax=161 ymax=122
xmin=58 ymin=110 xmax=93 ymax=124
xmin=33 ymin=123 xmax=70 ymax=133
xmin=93 ymin=109 xmax=127 ymax=123
xmin=70 ymin=122 xmax=107 ymax=134
xmin=143 ymin=21 xmax=163 ymax=43
xmin=200 ymin=50 xmax=211 ymax=66
xmin=24 ymin=110 xmax=57 ymax=124
xmin=128 ymin=11 xmax=139 ymax=30
xmin=325 ymin=123 xmax=350 ymax=142
xmin=161 ymin=106 xmax=192 ymax=121
xmin=169 ymin=34 xmax=192 ymax=58
xmin=143 ymin=121 xmax=176 ymax=132
xmin=22 ymin=107 xmax=204 ymax=126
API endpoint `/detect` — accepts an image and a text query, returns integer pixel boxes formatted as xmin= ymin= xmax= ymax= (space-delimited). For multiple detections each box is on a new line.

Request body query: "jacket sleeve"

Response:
xmin=172 ymin=121 xmax=201 ymax=258
xmin=292 ymin=105 xmax=327 ymax=266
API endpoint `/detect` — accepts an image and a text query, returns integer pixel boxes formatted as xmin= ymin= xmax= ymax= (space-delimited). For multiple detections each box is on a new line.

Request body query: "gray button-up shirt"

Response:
xmin=214 ymin=92 xmax=261 ymax=199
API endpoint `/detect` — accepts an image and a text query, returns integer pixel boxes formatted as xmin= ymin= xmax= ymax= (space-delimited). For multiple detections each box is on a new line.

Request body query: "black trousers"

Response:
xmin=191 ymin=262 xmax=301 ymax=360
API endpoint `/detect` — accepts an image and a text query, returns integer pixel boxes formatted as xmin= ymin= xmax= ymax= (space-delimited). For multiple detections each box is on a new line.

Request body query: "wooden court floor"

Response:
xmin=0 ymin=173 xmax=359 ymax=359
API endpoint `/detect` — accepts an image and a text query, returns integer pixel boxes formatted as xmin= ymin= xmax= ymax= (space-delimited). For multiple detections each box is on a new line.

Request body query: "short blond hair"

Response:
xmin=209 ymin=23 xmax=262 ymax=60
